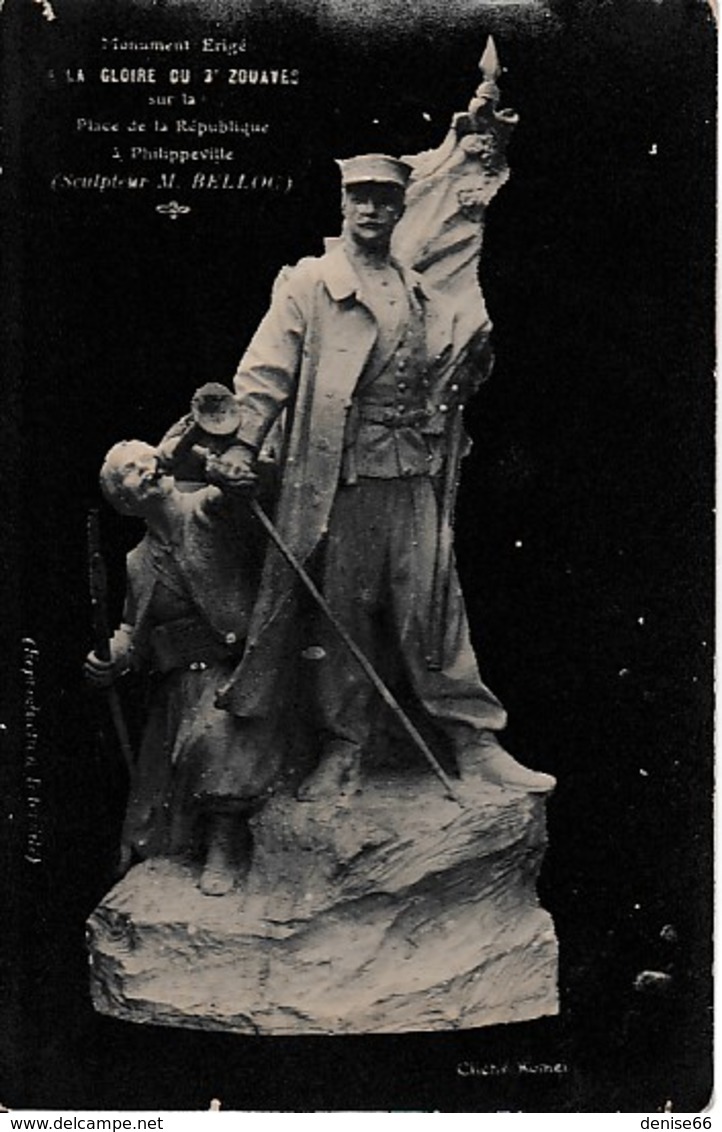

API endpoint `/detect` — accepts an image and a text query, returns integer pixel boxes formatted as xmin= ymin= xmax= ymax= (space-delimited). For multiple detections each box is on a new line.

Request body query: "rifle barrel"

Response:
xmin=87 ymin=508 xmax=135 ymax=773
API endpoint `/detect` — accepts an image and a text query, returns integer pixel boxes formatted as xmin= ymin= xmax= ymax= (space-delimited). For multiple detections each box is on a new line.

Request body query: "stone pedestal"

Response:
xmin=87 ymin=772 xmax=558 ymax=1034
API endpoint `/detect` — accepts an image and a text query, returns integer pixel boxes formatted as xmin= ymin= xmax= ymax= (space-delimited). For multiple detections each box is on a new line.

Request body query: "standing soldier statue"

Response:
xmin=202 ymin=40 xmax=556 ymax=800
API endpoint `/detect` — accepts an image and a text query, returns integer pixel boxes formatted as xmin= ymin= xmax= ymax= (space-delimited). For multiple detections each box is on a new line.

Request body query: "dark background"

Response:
xmin=0 ymin=0 xmax=715 ymax=1112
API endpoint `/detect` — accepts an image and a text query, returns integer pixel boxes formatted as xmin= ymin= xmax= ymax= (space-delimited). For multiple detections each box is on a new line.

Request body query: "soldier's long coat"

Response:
xmin=217 ymin=240 xmax=479 ymax=718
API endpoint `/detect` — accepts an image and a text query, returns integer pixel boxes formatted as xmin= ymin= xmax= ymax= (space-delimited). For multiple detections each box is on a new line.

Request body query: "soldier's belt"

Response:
xmin=150 ymin=617 xmax=243 ymax=674
xmin=357 ymin=405 xmax=432 ymax=427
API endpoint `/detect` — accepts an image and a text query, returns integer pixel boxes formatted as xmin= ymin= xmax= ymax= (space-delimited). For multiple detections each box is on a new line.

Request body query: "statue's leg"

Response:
xmin=188 ymin=712 xmax=279 ymax=894
xmin=298 ymin=484 xmax=386 ymax=800
xmin=389 ymin=479 xmax=555 ymax=792
xmin=199 ymin=810 xmax=251 ymax=897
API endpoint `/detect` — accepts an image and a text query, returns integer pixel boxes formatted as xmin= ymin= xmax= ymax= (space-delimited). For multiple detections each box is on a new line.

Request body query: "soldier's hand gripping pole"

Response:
xmin=87 ymin=509 xmax=134 ymax=774
xmin=247 ymin=498 xmax=466 ymax=807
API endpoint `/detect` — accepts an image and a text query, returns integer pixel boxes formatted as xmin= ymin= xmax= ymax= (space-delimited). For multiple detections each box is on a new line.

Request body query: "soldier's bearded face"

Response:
xmin=106 ymin=441 xmax=168 ymax=513
xmin=342 ymin=183 xmax=404 ymax=248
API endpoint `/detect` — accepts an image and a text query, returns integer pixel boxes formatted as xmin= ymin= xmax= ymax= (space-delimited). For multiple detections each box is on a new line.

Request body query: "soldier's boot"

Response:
xmin=296 ymin=740 xmax=363 ymax=802
xmin=199 ymin=813 xmax=241 ymax=896
xmin=455 ymin=729 xmax=556 ymax=793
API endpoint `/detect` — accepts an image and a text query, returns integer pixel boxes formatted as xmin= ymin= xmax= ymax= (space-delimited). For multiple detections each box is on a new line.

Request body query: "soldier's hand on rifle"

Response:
xmin=195 ymin=443 xmax=258 ymax=495
xmin=84 ymin=626 xmax=133 ymax=687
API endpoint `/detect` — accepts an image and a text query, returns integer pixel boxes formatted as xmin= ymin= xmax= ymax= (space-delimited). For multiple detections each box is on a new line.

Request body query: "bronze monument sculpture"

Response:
xmin=86 ymin=40 xmax=559 ymax=1034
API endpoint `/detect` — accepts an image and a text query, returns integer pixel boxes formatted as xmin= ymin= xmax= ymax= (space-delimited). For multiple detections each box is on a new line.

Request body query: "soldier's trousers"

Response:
xmin=316 ymin=476 xmax=507 ymax=750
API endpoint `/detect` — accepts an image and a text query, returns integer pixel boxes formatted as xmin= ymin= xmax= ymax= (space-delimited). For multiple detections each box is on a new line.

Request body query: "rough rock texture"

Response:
xmin=87 ymin=772 xmax=558 ymax=1034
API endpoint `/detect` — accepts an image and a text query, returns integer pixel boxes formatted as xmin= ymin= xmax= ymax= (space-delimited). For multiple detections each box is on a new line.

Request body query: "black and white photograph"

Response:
xmin=0 ymin=0 xmax=715 ymax=1114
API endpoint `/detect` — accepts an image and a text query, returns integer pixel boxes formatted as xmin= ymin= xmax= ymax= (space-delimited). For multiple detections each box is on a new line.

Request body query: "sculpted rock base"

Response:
xmin=87 ymin=772 xmax=558 ymax=1034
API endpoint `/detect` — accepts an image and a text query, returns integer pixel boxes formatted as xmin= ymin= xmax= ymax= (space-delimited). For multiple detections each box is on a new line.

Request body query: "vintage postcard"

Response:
xmin=0 ymin=0 xmax=715 ymax=1113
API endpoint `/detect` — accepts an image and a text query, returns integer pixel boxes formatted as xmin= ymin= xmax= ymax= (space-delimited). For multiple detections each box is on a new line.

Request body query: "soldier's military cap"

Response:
xmin=335 ymin=154 xmax=412 ymax=189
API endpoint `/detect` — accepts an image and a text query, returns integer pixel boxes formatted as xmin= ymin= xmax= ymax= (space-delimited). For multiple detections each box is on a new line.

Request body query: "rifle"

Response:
xmin=427 ymin=337 xmax=493 ymax=671
xmin=427 ymin=402 xmax=465 ymax=672
xmin=87 ymin=509 xmax=134 ymax=773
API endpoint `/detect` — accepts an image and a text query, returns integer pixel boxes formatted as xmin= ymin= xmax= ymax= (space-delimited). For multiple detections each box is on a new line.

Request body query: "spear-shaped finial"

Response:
xmin=466 ymin=36 xmax=502 ymax=125
xmin=443 ymin=34 xmax=517 ymax=166
xmin=479 ymin=36 xmax=501 ymax=84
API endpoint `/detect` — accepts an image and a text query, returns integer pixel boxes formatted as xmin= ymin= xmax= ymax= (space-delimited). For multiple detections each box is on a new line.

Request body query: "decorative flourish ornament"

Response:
xmin=156 ymin=200 xmax=191 ymax=220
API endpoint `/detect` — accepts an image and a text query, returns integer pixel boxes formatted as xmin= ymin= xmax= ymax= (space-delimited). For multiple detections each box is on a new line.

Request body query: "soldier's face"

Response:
xmin=109 ymin=441 xmax=167 ymax=512
xmin=342 ymin=183 xmax=405 ymax=248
